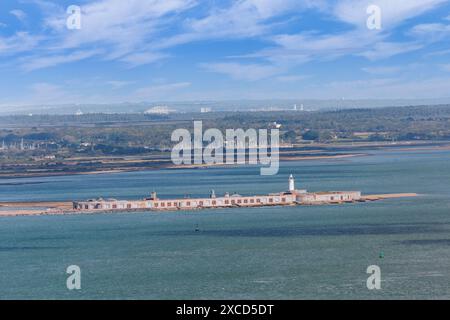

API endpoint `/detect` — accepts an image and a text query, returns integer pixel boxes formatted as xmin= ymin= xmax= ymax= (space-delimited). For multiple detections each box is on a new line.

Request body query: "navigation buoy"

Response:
xmin=379 ymin=251 xmax=385 ymax=259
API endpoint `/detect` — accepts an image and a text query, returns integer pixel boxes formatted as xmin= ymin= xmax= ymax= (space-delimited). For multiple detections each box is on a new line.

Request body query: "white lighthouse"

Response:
xmin=289 ymin=174 xmax=295 ymax=192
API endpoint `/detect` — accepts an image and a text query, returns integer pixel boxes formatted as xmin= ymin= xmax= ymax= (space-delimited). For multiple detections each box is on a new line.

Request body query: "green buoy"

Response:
xmin=379 ymin=251 xmax=385 ymax=259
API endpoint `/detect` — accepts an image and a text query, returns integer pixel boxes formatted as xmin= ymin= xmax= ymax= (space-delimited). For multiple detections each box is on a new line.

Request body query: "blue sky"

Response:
xmin=1 ymin=0 xmax=450 ymax=106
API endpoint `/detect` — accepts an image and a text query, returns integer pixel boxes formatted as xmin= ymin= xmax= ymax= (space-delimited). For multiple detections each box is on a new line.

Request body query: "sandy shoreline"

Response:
xmin=2 ymin=140 xmax=449 ymax=179
xmin=0 ymin=193 xmax=419 ymax=217
xmin=0 ymin=201 xmax=74 ymax=216
xmin=361 ymin=193 xmax=419 ymax=200
xmin=0 ymin=153 xmax=366 ymax=179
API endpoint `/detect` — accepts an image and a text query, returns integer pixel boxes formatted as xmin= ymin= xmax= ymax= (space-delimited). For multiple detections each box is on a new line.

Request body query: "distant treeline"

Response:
xmin=1 ymin=105 xmax=450 ymax=157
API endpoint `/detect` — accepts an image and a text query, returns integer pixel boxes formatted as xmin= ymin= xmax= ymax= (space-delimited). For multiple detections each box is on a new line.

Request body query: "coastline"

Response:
xmin=2 ymin=140 xmax=450 ymax=180
xmin=0 ymin=152 xmax=368 ymax=179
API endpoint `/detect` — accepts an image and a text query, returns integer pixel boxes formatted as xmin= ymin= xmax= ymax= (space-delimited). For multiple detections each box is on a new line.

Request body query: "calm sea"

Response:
xmin=0 ymin=148 xmax=449 ymax=299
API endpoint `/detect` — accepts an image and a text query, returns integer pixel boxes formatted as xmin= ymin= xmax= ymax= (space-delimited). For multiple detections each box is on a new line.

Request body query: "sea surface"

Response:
xmin=0 ymin=148 xmax=449 ymax=299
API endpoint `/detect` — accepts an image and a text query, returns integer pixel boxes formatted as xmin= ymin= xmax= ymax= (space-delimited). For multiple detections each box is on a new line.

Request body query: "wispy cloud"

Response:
xmin=200 ymin=0 xmax=447 ymax=81
xmin=43 ymin=0 xmax=196 ymax=67
xmin=334 ymin=0 xmax=447 ymax=29
xmin=119 ymin=52 xmax=168 ymax=68
xmin=2 ymin=0 xmax=450 ymax=104
xmin=10 ymin=9 xmax=27 ymax=22
xmin=20 ymin=49 xmax=101 ymax=72
xmin=362 ymin=66 xmax=403 ymax=75
xmin=201 ymin=62 xmax=281 ymax=81
xmin=410 ymin=22 xmax=450 ymax=41
xmin=275 ymin=75 xmax=309 ymax=82
xmin=359 ymin=41 xmax=423 ymax=60
xmin=0 ymin=32 xmax=41 ymax=55
xmin=106 ymin=80 xmax=134 ymax=89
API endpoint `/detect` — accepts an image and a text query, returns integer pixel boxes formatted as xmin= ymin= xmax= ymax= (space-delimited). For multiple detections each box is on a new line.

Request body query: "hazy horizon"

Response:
xmin=2 ymin=98 xmax=450 ymax=115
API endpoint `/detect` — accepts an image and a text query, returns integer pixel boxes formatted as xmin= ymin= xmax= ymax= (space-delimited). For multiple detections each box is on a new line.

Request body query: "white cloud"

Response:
xmin=6 ymin=0 xmax=447 ymax=74
xmin=44 ymin=0 xmax=196 ymax=60
xmin=154 ymin=0 xmax=325 ymax=50
xmin=201 ymin=62 xmax=281 ymax=81
xmin=10 ymin=9 xmax=27 ymax=22
xmin=119 ymin=52 xmax=168 ymax=68
xmin=254 ymin=30 xmax=388 ymax=66
xmin=225 ymin=0 xmax=447 ymax=76
xmin=106 ymin=80 xmax=134 ymax=89
xmin=359 ymin=41 xmax=423 ymax=60
xmin=1 ymin=0 xmax=450 ymax=103
xmin=410 ymin=22 xmax=450 ymax=41
xmin=20 ymin=49 xmax=101 ymax=72
xmin=275 ymin=75 xmax=308 ymax=82
xmin=0 ymin=32 xmax=41 ymax=55
xmin=334 ymin=0 xmax=447 ymax=29
xmin=186 ymin=0 xmax=302 ymax=37
xmin=362 ymin=66 xmax=403 ymax=75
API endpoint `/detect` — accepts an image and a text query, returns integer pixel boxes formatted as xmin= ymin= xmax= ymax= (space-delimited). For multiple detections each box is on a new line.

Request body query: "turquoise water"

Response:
xmin=0 ymin=149 xmax=449 ymax=299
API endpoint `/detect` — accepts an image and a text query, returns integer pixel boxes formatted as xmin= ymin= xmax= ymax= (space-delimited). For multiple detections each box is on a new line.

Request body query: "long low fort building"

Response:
xmin=73 ymin=175 xmax=361 ymax=211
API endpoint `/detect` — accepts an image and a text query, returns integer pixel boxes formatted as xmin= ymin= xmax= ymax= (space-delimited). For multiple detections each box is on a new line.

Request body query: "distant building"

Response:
xmin=200 ymin=107 xmax=212 ymax=113
xmin=75 ymin=109 xmax=83 ymax=116
xmin=270 ymin=122 xmax=282 ymax=129
xmin=294 ymin=104 xmax=305 ymax=111
xmin=32 ymin=155 xmax=56 ymax=161
xmin=144 ymin=106 xmax=176 ymax=115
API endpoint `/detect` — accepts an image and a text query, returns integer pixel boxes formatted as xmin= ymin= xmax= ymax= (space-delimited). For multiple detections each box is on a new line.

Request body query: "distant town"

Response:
xmin=1 ymin=104 xmax=450 ymax=178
